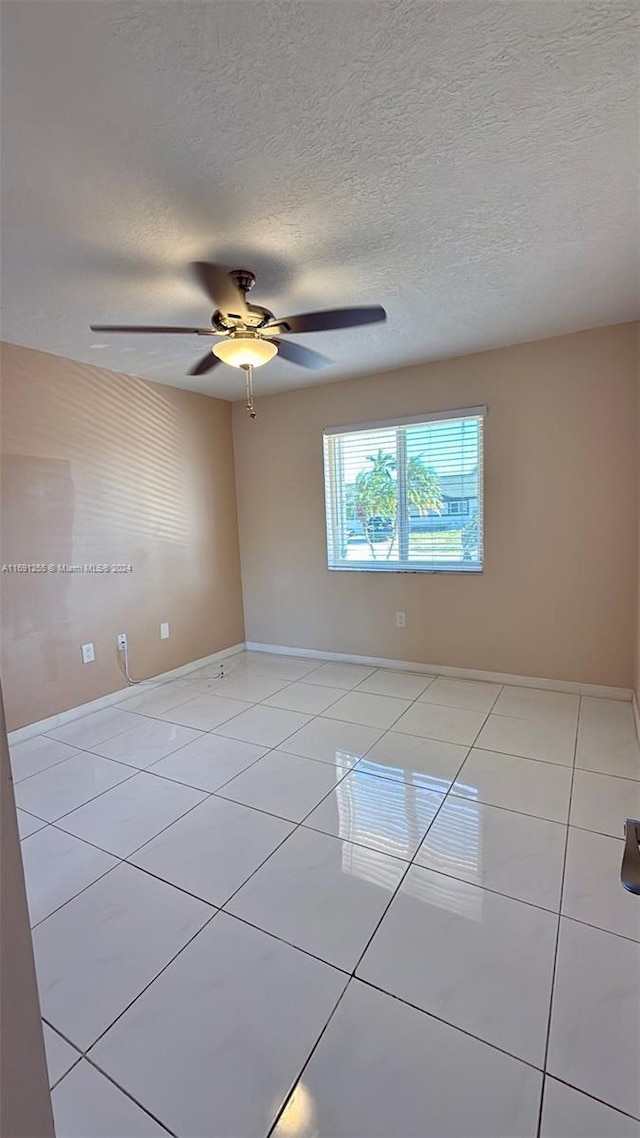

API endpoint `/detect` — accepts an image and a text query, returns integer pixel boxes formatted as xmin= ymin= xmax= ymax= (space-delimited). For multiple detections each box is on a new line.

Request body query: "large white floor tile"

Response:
xmin=10 ymin=736 xmax=80 ymax=782
xmin=301 ymin=661 xmax=377 ymax=689
xmin=91 ymin=913 xmax=347 ymax=1138
xmin=492 ymin=686 xmax=579 ymax=726
xmin=419 ymin=676 xmax=502 ymax=713
xmin=358 ymin=864 xmax=557 ymax=1065
xmin=58 ymin=772 xmax=206 ymax=857
xmin=357 ymin=668 xmax=435 ymax=700
xmin=357 ymin=731 xmax=468 ymax=792
xmin=541 ymin=1077 xmax=640 ymax=1137
xmin=149 ymin=733 xmax=267 ymax=793
xmin=21 ymin=826 xmax=117 ymax=926
xmin=89 ymin=717 xmax=201 ymax=768
xmin=475 ymin=713 xmax=576 ymax=765
xmin=562 ymin=827 xmax=640 ymax=941
xmin=16 ymin=808 xmax=46 ymax=838
xmin=577 ymin=698 xmax=640 ymax=780
xmin=548 ymin=918 xmax=640 ymax=1118
xmin=14 ymin=752 xmax=134 ymax=822
xmin=322 ymin=691 xmax=412 ymax=730
xmin=282 ymin=717 xmax=383 ymax=768
xmin=218 ymin=750 xmax=347 ymax=822
xmin=273 ymin=980 xmax=542 ymax=1138
xmin=570 ymin=769 xmax=640 ymax=838
xmin=43 ymin=1023 xmax=80 ymax=1087
xmin=46 ymin=708 xmax=141 ymax=749
xmin=415 ymin=798 xmax=565 ymax=911
xmin=130 ymin=795 xmax=293 ymax=906
xmin=304 ymin=770 xmax=445 ymax=861
xmin=263 ymin=681 xmax=345 ymax=715
xmin=156 ymin=693 xmax=250 ymax=731
xmin=212 ymin=672 xmax=289 ymax=702
xmin=454 ymin=748 xmax=573 ymax=823
xmin=214 ymin=704 xmax=312 ymax=747
xmin=228 ymin=828 xmax=405 ymax=971
xmin=52 ymin=1061 xmax=167 ymax=1137
xmin=33 ymin=862 xmax=212 ymax=1050
xmin=394 ymin=701 xmax=488 ymax=745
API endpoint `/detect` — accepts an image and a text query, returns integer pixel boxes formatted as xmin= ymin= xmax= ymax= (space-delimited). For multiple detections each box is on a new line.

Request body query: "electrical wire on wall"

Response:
xmin=117 ymin=637 xmax=234 ymax=688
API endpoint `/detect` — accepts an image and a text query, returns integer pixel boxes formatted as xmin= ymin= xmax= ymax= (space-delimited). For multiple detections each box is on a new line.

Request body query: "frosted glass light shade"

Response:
xmin=212 ymin=336 xmax=278 ymax=369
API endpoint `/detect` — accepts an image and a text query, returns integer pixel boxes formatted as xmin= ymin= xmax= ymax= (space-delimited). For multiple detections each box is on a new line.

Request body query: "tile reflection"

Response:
xmin=419 ymin=794 xmax=482 ymax=883
xmin=408 ymin=788 xmax=483 ymax=918
xmin=328 ymin=771 xmax=443 ymax=861
xmin=338 ymin=838 xmax=405 ymax=892
xmin=357 ymin=755 xmax=453 ymax=795
xmin=276 ymin=1081 xmax=317 ymax=1137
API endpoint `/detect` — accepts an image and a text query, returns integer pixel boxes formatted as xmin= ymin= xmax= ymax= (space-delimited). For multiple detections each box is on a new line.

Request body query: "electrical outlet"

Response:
xmin=396 ymin=611 xmax=406 ymax=628
xmin=117 ymin=633 xmax=127 ymax=651
xmin=160 ymin=622 xmax=170 ymax=640
xmin=81 ymin=642 xmax=95 ymax=664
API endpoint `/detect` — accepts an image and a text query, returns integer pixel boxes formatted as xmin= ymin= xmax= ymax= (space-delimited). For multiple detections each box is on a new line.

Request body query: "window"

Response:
xmin=323 ymin=407 xmax=484 ymax=572
xmin=446 ymin=499 xmax=470 ymax=516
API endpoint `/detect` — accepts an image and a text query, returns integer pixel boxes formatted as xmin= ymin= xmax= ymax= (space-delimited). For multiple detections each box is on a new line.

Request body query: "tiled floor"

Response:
xmin=11 ymin=652 xmax=640 ymax=1137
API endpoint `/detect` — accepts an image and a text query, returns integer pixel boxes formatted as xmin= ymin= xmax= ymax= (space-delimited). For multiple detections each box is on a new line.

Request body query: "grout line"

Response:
xmin=542 ymin=1074 xmax=640 ymax=1125
xmin=352 ymin=975 xmax=546 ymax=1072
xmin=535 ymin=694 xmax=581 ymax=1138
xmin=47 ymin=1054 xmax=83 ymax=1093
xmin=80 ymin=1056 xmax=177 ymax=1136
xmin=265 ymin=976 xmax=354 ymax=1138
xmin=81 ymin=907 xmax=220 ymax=1054
xmin=345 ymin=747 xmax=472 ymax=981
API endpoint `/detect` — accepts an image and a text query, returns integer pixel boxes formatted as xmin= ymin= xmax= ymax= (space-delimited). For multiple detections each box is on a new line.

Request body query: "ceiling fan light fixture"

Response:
xmin=212 ymin=334 xmax=278 ymax=369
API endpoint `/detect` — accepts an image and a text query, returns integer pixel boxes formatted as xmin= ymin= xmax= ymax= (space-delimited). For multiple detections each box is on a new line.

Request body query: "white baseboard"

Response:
xmin=9 ymin=638 xmax=633 ymax=745
xmin=7 ymin=643 xmax=246 ymax=745
xmin=245 ymin=641 xmax=633 ymax=701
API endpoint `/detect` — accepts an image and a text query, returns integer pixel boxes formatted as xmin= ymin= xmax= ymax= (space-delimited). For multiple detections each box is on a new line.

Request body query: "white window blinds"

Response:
xmin=323 ymin=408 xmax=485 ymax=572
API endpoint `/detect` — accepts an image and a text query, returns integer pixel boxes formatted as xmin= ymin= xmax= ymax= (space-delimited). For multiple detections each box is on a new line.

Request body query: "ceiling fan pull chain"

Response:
xmin=245 ymin=364 xmax=257 ymax=419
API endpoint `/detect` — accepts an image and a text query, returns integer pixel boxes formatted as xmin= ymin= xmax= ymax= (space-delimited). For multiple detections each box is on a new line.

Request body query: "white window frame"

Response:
xmin=323 ymin=406 xmax=485 ymax=574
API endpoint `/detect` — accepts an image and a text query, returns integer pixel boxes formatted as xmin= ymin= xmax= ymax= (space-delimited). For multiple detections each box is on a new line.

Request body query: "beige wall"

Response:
xmin=1 ymin=342 xmax=244 ymax=731
xmin=233 ymin=323 xmax=638 ymax=689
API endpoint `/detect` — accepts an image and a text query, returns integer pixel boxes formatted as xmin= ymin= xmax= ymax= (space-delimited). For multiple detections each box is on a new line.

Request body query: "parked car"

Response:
xmin=366 ymin=515 xmax=394 ymax=543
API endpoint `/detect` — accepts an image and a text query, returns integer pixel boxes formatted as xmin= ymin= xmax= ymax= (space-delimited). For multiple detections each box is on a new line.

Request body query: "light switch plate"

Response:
xmin=160 ymin=622 xmax=170 ymax=640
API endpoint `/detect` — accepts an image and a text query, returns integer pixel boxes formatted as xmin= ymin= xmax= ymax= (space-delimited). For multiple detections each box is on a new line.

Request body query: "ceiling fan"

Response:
xmin=90 ymin=263 xmax=387 ymax=416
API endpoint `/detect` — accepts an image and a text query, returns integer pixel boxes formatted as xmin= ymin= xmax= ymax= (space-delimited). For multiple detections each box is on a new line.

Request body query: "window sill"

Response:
xmin=328 ymin=564 xmax=483 ymax=575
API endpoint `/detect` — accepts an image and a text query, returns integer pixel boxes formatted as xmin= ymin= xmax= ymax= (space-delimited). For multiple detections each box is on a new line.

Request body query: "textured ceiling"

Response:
xmin=1 ymin=1 xmax=638 ymax=400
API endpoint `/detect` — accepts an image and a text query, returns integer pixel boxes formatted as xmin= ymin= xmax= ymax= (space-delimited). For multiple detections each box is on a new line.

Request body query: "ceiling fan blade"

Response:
xmin=90 ymin=325 xmax=215 ymax=335
xmin=273 ymin=338 xmax=331 ymax=370
xmin=266 ymin=305 xmax=386 ymax=334
xmin=188 ymin=351 xmax=222 ymax=377
xmin=192 ymin=263 xmax=250 ymax=321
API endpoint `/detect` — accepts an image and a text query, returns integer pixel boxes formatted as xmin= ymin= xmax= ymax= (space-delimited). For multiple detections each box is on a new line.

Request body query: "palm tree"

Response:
xmin=354 ymin=448 xmax=442 ymax=559
xmin=407 ymin=456 xmax=442 ymax=517
xmin=354 ymin=450 xmax=397 ymax=558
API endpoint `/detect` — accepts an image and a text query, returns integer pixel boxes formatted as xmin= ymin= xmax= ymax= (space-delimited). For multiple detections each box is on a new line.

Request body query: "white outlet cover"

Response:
xmin=396 ymin=611 xmax=406 ymax=628
xmin=81 ymin=642 xmax=95 ymax=664
xmin=160 ymin=622 xmax=170 ymax=640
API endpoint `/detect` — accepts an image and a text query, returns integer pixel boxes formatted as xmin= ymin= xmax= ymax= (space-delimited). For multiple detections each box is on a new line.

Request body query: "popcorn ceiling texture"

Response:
xmin=1 ymin=1 xmax=638 ymax=399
